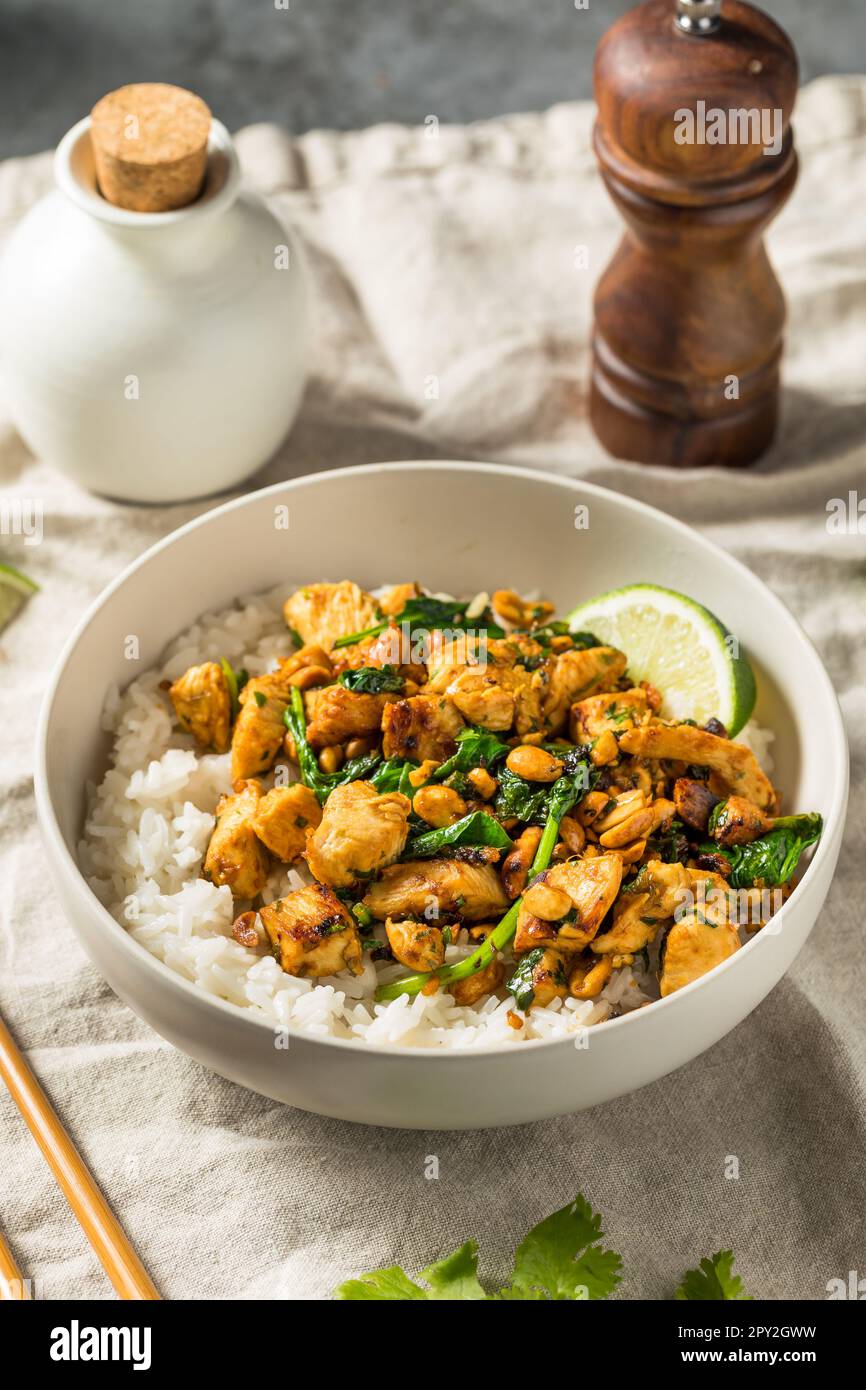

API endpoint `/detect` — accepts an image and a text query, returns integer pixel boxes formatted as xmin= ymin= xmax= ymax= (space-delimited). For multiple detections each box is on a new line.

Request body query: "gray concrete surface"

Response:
xmin=1 ymin=0 xmax=863 ymax=158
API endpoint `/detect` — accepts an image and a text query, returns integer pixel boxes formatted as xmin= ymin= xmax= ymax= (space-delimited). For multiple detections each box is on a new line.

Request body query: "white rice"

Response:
xmin=78 ymin=583 xmax=674 ymax=1050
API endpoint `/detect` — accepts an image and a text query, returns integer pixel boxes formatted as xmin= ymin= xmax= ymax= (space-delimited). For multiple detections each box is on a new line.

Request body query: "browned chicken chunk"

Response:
xmin=364 ymin=857 xmax=509 ymax=922
xmin=250 ymin=783 xmax=322 ymax=862
xmin=569 ymin=688 xmax=648 ymax=743
xmin=618 ymin=723 xmax=775 ymax=810
xmin=231 ymin=666 xmax=294 ymax=782
xmin=385 ymin=918 xmax=446 ymax=972
xmin=204 ymin=780 xmax=270 ymax=900
xmin=543 ymin=646 xmax=628 ymax=735
xmin=672 ymin=777 xmax=719 ymax=833
xmin=591 ymin=861 xmax=691 ymax=956
xmin=381 ymin=695 xmax=465 ymax=763
xmin=168 ymin=661 xmax=232 ymax=752
xmin=514 ymin=854 xmax=623 ymax=954
xmin=710 ymin=795 xmax=774 ymax=848
xmin=284 ymin=581 xmax=377 ymax=652
xmin=659 ymin=912 xmax=740 ymax=997
xmin=260 ymin=883 xmax=363 ymax=978
xmin=305 ymin=685 xmax=397 ymax=751
xmin=305 ymin=780 xmax=411 ymax=888
xmin=449 ymin=957 xmax=505 ymax=1006
xmin=523 ymin=948 xmax=569 ymax=1008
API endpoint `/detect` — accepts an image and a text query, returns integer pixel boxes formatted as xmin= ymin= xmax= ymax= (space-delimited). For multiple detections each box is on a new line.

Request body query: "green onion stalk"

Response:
xmin=374 ymin=773 xmax=583 ymax=1003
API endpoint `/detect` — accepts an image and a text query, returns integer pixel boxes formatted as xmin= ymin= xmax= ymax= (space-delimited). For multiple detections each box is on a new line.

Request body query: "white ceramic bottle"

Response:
xmin=0 ymin=117 xmax=311 ymax=503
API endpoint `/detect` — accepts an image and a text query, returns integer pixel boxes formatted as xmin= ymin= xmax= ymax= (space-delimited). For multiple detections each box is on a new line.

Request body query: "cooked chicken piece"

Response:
xmin=618 ymin=724 xmax=775 ymax=811
xmin=168 ymin=661 xmax=232 ymax=752
xmin=514 ymin=854 xmax=623 ymax=954
xmin=569 ymin=688 xmax=649 ymax=742
xmin=486 ymin=634 xmax=546 ymax=667
xmin=381 ymin=695 xmax=465 ymax=763
xmin=331 ymin=625 xmax=427 ymax=684
xmin=378 ymin=582 xmax=420 ymax=616
xmin=449 ymin=663 xmax=545 ymax=736
xmin=710 ymin=795 xmax=774 ymax=848
xmin=591 ymin=860 xmax=691 ymax=955
xmin=260 ymin=883 xmax=363 ymax=978
xmin=449 ymin=957 xmax=505 ymax=1006
xmin=385 ymin=918 xmax=445 ymax=972
xmin=305 ymin=780 xmax=410 ymax=888
xmin=250 ymin=783 xmax=322 ymax=862
xmin=673 ymin=776 xmax=719 ymax=833
xmin=364 ymin=858 xmax=509 ymax=922
xmin=284 ymin=581 xmax=378 ymax=652
xmin=424 ymin=629 xmax=489 ymax=689
xmin=304 ymin=685 xmax=397 ymax=751
xmin=523 ymin=948 xmax=569 ymax=1008
xmin=501 ymin=825 xmax=543 ymax=899
xmin=231 ymin=666 xmax=294 ymax=782
xmin=204 ymin=780 xmax=270 ymax=899
xmin=659 ymin=912 xmax=740 ymax=997
xmin=543 ymin=646 xmax=628 ymax=735
xmin=568 ymin=952 xmax=613 ymax=1000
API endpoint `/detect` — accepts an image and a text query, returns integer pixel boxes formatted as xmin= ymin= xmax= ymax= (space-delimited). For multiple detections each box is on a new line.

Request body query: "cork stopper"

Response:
xmin=90 ymin=83 xmax=212 ymax=213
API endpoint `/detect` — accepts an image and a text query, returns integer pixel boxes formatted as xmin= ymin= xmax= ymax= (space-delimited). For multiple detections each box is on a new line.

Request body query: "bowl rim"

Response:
xmin=34 ymin=459 xmax=849 ymax=1061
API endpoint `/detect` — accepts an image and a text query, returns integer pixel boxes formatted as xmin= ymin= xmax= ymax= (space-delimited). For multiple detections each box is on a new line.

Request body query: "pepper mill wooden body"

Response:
xmin=590 ymin=0 xmax=798 ymax=467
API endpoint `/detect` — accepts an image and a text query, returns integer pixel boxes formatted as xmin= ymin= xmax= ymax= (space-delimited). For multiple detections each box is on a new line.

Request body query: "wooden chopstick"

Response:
xmin=0 ymin=1010 xmax=161 ymax=1301
xmin=0 ymin=1228 xmax=29 ymax=1299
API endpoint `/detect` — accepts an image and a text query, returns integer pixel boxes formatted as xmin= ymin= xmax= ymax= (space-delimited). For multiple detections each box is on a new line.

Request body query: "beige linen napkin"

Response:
xmin=0 ymin=77 xmax=863 ymax=1300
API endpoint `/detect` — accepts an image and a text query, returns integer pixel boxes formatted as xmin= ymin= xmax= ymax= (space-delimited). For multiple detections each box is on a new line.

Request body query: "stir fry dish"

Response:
xmin=166 ymin=580 xmax=822 ymax=1020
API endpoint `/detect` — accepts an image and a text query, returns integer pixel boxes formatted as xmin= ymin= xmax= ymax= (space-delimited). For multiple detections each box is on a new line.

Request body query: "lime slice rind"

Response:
xmin=565 ymin=583 xmax=756 ymax=737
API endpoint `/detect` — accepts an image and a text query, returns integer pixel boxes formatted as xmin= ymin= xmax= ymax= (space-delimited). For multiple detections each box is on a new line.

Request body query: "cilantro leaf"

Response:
xmin=675 ymin=1250 xmax=751 ymax=1301
xmin=418 ymin=1240 xmax=488 ymax=1300
xmin=333 ymin=1266 xmax=430 ymax=1300
xmin=334 ymin=1240 xmax=488 ymax=1301
xmin=503 ymin=1195 xmax=622 ymax=1301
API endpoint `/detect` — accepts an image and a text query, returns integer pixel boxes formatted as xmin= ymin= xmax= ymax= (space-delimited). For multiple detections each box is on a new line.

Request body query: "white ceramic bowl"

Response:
xmin=35 ymin=463 xmax=848 ymax=1129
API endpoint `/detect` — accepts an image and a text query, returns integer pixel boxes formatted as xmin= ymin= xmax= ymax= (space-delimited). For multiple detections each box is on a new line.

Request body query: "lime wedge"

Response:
xmin=566 ymin=583 xmax=756 ymax=736
xmin=0 ymin=561 xmax=38 ymax=633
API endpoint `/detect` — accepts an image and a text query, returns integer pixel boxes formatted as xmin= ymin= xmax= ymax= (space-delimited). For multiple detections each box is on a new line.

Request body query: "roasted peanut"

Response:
xmin=576 ymin=790 xmax=611 ymax=827
xmin=523 ymin=881 xmax=573 ymax=921
xmin=408 ymin=758 xmax=440 ymax=789
xmin=344 ymin=737 xmax=371 ymax=760
xmin=598 ymin=806 xmax=655 ymax=848
xmin=501 ymin=825 xmax=543 ymax=899
xmin=412 ymin=784 xmax=467 ymax=828
xmin=569 ymin=954 xmax=613 ymax=1000
xmin=467 ymin=767 xmax=498 ymax=800
xmin=505 ymin=744 xmax=563 ymax=782
xmin=559 ymin=814 xmax=586 ymax=855
xmin=318 ymin=745 xmax=343 ymax=774
xmin=288 ymin=664 xmax=332 ymax=690
xmin=283 ymin=644 xmax=333 ymax=679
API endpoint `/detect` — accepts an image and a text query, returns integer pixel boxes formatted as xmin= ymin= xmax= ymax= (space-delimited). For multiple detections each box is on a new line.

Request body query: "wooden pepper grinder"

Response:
xmin=590 ymin=0 xmax=798 ymax=467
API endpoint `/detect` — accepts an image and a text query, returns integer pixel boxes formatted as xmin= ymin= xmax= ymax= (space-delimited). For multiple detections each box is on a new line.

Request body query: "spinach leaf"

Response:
xmin=506 ymin=948 xmax=544 ymax=1011
xmin=405 ymin=810 xmax=512 ymax=859
xmin=430 ymin=725 xmax=509 ymax=782
xmin=339 ymin=665 xmax=404 ymax=695
xmin=284 ymin=687 xmax=381 ymax=804
xmin=702 ymin=812 xmax=822 ymax=888
xmin=333 ymin=595 xmax=505 ymax=649
xmin=369 ymin=757 xmax=418 ymax=797
xmin=495 ymin=754 xmax=596 ymax=826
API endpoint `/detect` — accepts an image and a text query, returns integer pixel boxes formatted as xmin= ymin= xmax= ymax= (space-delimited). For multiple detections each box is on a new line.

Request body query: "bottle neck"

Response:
xmin=53 ymin=117 xmax=241 ymax=241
